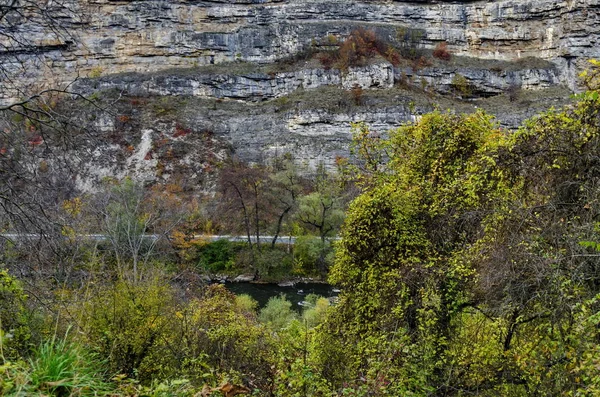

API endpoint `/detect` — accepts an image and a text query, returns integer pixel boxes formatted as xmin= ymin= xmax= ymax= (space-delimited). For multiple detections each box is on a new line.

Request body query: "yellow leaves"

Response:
xmin=88 ymin=66 xmax=103 ymax=79
xmin=580 ymin=59 xmax=600 ymax=91
xmin=61 ymin=225 xmax=76 ymax=239
xmin=62 ymin=197 xmax=82 ymax=217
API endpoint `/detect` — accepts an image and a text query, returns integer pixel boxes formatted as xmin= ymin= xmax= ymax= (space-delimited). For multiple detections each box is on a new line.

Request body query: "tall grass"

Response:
xmin=27 ymin=336 xmax=112 ymax=396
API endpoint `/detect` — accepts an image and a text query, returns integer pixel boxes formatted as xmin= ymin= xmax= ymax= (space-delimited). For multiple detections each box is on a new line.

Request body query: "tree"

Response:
xmin=266 ymin=155 xmax=304 ymax=248
xmin=295 ymin=165 xmax=345 ymax=274
xmin=95 ymin=178 xmax=179 ymax=282
xmin=322 ymin=91 xmax=600 ymax=394
xmin=0 ymin=2 xmax=108 ymax=280
xmin=218 ymin=160 xmax=268 ymax=250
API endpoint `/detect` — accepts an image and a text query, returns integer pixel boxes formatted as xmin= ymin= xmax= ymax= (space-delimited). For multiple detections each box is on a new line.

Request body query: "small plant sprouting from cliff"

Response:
xmin=173 ymin=123 xmax=191 ymax=138
xmin=350 ymin=84 xmax=364 ymax=105
xmin=451 ymin=73 xmax=472 ymax=98
xmin=88 ymin=66 xmax=103 ymax=79
xmin=506 ymin=81 xmax=521 ymax=102
xmin=432 ymin=41 xmax=451 ymax=61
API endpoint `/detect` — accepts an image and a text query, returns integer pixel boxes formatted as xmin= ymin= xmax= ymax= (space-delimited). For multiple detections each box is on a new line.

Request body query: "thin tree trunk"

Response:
xmin=228 ymin=182 xmax=252 ymax=249
xmin=272 ymin=206 xmax=291 ymax=248
xmin=253 ymin=183 xmax=261 ymax=251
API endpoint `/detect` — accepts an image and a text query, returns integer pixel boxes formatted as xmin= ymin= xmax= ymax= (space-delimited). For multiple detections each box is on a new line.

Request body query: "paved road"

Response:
xmin=0 ymin=233 xmax=303 ymax=244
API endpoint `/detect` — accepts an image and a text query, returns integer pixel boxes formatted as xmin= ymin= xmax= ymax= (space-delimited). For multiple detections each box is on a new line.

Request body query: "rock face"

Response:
xmin=2 ymin=0 xmax=597 ymax=189
xmin=12 ymin=0 xmax=599 ymax=92
xmin=73 ymin=63 xmax=395 ymax=100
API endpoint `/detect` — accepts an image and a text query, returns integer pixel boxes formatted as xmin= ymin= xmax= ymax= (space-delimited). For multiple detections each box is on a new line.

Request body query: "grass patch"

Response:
xmin=0 ymin=336 xmax=112 ymax=397
xmin=29 ymin=337 xmax=111 ymax=396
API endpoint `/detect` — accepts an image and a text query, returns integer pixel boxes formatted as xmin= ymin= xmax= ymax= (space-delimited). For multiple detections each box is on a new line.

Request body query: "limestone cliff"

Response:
xmin=14 ymin=0 xmax=599 ymax=90
xmin=4 ymin=0 xmax=598 ymax=190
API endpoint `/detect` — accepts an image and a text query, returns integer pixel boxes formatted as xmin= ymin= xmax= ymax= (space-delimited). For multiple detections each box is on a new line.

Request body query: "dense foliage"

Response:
xmin=322 ymin=90 xmax=600 ymax=395
xmin=2 ymin=73 xmax=600 ymax=395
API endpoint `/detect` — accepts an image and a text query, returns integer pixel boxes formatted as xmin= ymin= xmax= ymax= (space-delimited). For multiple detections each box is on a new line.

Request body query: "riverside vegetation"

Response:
xmin=2 ymin=63 xmax=600 ymax=396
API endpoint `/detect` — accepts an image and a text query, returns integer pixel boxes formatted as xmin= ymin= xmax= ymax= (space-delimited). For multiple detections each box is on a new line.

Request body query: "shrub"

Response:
xmin=350 ymin=85 xmax=364 ymax=106
xmin=75 ymin=276 xmax=176 ymax=381
xmin=337 ymin=28 xmax=380 ymax=70
xmin=293 ymin=236 xmax=332 ymax=276
xmin=451 ymin=73 xmax=472 ymax=98
xmin=414 ymin=55 xmax=432 ymax=70
xmin=0 ymin=270 xmax=34 ymax=360
xmin=302 ymin=296 xmax=330 ymax=328
xmin=432 ymin=41 xmax=451 ymax=61
xmin=271 ymin=320 xmax=334 ymax=396
xmin=173 ymin=123 xmax=191 ymax=138
xmin=197 ymin=239 xmax=235 ymax=272
xmin=318 ymin=52 xmax=336 ymax=70
xmin=165 ymin=285 xmax=275 ymax=387
xmin=396 ymin=27 xmax=425 ymax=60
xmin=235 ymin=294 xmax=258 ymax=313
xmin=506 ymin=82 xmax=521 ymax=102
xmin=254 ymin=248 xmax=294 ymax=281
xmin=321 ymin=28 xmax=401 ymax=72
xmin=259 ymin=295 xmax=297 ymax=331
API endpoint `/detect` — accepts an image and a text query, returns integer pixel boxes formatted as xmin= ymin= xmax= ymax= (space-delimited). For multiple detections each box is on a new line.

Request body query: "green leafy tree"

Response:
xmin=267 ymin=155 xmax=305 ymax=248
xmin=75 ymin=274 xmax=176 ymax=380
xmin=321 ymin=97 xmax=600 ymax=394
xmin=295 ymin=165 xmax=345 ymax=274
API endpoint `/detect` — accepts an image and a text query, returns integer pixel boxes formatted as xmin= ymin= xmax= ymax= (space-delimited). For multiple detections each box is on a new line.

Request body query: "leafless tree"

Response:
xmin=0 ymin=1 xmax=120 ymax=284
xmin=218 ymin=160 xmax=269 ymax=250
xmin=90 ymin=178 xmax=182 ymax=283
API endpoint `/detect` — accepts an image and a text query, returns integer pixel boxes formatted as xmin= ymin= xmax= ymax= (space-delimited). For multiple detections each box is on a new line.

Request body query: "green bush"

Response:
xmin=235 ymin=294 xmax=258 ymax=313
xmin=293 ymin=236 xmax=323 ymax=275
xmin=302 ymin=295 xmax=330 ymax=329
xmin=272 ymin=319 xmax=335 ymax=396
xmin=254 ymin=248 xmax=293 ymax=281
xmin=162 ymin=285 xmax=275 ymax=388
xmin=451 ymin=73 xmax=472 ymax=97
xmin=0 ymin=269 xmax=36 ymax=360
xmin=293 ymin=236 xmax=333 ymax=276
xmin=259 ymin=295 xmax=297 ymax=331
xmin=75 ymin=276 xmax=176 ymax=381
xmin=197 ymin=239 xmax=235 ymax=272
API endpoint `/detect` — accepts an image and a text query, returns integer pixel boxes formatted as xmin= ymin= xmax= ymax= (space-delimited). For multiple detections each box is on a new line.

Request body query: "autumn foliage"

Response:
xmin=432 ymin=41 xmax=451 ymax=61
xmin=320 ymin=28 xmax=400 ymax=71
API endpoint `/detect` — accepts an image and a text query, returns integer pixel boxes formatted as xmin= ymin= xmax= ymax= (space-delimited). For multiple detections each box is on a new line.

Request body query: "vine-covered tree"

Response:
xmin=321 ymin=89 xmax=600 ymax=395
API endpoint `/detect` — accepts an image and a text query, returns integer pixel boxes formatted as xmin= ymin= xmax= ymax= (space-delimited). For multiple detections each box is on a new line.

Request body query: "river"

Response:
xmin=223 ymin=282 xmax=339 ymax=311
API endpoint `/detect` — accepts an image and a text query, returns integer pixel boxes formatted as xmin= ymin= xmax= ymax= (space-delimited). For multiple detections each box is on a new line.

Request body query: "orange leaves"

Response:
xmin=173 ymin=123 xmax=191 ymax=138
xmin=319 ymin=28 xmax=401 ymax=71
xmin=28 ymin=135 xmax=43 ymax=146
xmin=432 ymin=41 xmax=451 ymax=61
